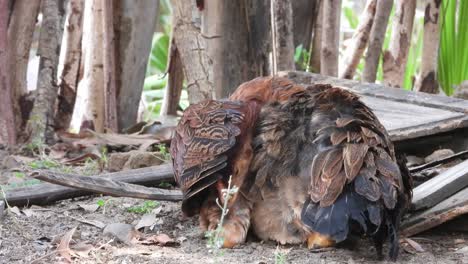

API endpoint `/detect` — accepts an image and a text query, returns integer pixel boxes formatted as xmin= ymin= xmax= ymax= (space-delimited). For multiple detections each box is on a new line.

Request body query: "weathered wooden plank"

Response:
xmin=280 ymin=71 xmax=468 ymax=141
xmin=4 ymin=163 xmax=175 ymax=206
xmin=411 ymin=159 xmax=468 ymax=211
xmin=402 ymin=187 xmax=468 ymax=237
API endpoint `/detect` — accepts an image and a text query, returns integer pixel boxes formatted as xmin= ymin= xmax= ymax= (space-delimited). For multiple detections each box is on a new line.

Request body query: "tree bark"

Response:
xmin=171 ymin=0 xmax=214 ymax=103
xmin=339 ymin=0 xmax=377 ymax=79
xmin=362 ymin=0 xmax=393 ymax=83
xmin=26 ymin=0 xmax=65 ymax=144
xmin=310 ymin=0 xmax=323 ymax=73
xmin=383 ymin=0 xmax=416 ymax=88
xmin=114 ymin=0 xmax=158 ymax=130
xmin=320 ymin=0 xmax=342 ymax=77
xmin=79 ymin=0 xmax=105 ymax=132
xmin=292 ymin=0 xmax=318 ymax=52
xmin=7 ymin=0 xmax=41 ymax=134
xmin=160 ymin=39 xmax=183 ymax=116
xmin=200 ymin=0 xmax=271 ymax=99
xmin=271 ymin=0 xmax=295 ymax=72
xmin=414 ymin=0 xmax=441 ymax=94
xmin=102 ymin=0 xmax=118 ymax=132
xmin=55 ymin=0 xmax=84 ymax=131
xmin=0 ymin=0 xmax=17 ymax=146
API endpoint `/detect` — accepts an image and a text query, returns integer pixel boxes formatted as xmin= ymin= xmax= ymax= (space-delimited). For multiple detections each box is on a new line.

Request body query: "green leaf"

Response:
xmin=343 ymin=6 xmax=358 ymax=29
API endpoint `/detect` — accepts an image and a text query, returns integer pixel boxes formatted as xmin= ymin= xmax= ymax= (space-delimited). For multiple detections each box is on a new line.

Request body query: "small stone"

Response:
xmin=425 ymin=149 xmax=455 ymax=163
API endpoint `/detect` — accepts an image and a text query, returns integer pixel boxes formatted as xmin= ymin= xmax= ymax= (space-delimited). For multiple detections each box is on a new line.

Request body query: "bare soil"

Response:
xmin=0 ymin=148 xmax=467 ymax=264
xmin=0 ymin=194 xmax=467 ymax=264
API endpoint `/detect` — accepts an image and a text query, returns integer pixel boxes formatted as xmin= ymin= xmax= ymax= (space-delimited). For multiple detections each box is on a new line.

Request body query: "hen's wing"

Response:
xmin=170 ymin=99 xmax=253 ymax=216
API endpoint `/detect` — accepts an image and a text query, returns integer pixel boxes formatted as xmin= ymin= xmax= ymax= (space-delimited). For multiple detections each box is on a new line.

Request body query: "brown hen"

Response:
xmin=170 ymin=77 xmax=304 ymax=247
xmin=249 ymin=84 xmax=412 ymax=260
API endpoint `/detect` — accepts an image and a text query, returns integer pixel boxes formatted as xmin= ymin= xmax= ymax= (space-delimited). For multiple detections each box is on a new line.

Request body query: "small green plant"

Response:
xmin=274 ymin=246 xmax=288 ymax=264
xmin=127 ymin=200 xmax=160 ymax=214
xmin=205 ymin=176 xmax=239 ymax=252
xmin=158 ymin=182 xmax=173 ymax=188
xmin=156 ymin=144 xmax=171 ymax=161
xmin=13 ymin=172 xmax=25 ymax=178
xmin=96 ymin=198 xmax=113 ymax=215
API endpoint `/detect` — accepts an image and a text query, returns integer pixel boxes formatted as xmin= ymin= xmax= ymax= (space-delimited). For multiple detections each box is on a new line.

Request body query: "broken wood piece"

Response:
xmin=409 ymin=150 xmax=468 ymax=173
xmin=30 ymin=170 xmax=182 ymax=201
xmin=411 ymin=159 xmax=468 ymax=211
xmin=4 ymin=163 xmax=175 ymax=207
xmin=402 ymin=187 xmax=468 ymax=237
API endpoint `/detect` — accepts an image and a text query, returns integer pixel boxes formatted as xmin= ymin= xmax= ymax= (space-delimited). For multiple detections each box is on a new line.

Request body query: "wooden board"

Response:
xmin=411 ymin=159 xmax=468 ymax=211
xmin=402 ymin=187 xmax=468 ymax=237
xmin=280 ymin=71 xmax=468 ymax=141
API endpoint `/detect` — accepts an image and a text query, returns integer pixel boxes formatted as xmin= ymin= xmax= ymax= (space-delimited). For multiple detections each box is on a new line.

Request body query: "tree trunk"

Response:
xmin=200 ymin=0 xmax=271 ymax=99
xmin=78 ymin=0 xmax=105 ymax=132
xmin=171 ymin=0 xmax=214 ymax=103
xmin=160 ymin=39 xmax=183 ymax=116
xmin=0 ymin=0 xmax=17 ymax=146
xmin=292 ymin=0 xmax=318 ymax=52
xmin=339 ymin=0 xmax=377 ymax=79
xmin=310 ymin=0 xmax=323 ymax=73
xmin=271 ymin=0 xmax=295 ymax=72
xmin=362 ymin=0 xmax=393 ymax=83
xmin=414 ymin=0 xmax=441 ymax=94
xmin=7 ymin=0 xmax=41 ymax=134
xmin=383 ymin=0 xmax=416 ymax=88
xmin=114 ymin=0 xmax=158 ymax=130
xmin=26 ymin=0 xmax=65 ymax=144
xmin=292 ymin=0 xmax=319 ymax=71
xmin=320 ymin=0 xmax=341 ymax=77
xmin=102 ymin=0 xmax=118 ymax=132
xmin=55 ymin=0 xmax=84 ymax=131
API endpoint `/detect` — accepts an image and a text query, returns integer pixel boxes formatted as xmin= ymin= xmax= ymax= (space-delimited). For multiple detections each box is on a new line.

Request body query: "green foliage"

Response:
xmin=438 ymin=0 xmax=468 ymax=95
xmin=403 ymin=17 xmax=424 ymax=90
xmin=343 ymin=6 xmax=359 ymax=29
xmin=127 ymin=200 xmax=160 ymax=214
xmin=294 ymin=44 xmax=311 ymax=71
xmin=143 ymin=1 xmax=188 ymax=119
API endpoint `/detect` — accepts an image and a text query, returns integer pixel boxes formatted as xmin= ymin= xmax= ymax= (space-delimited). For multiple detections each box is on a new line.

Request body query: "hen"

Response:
xmin=170 ymin=77 xmax=304 ymax=247
xmin=249 ymin=84 xmax=412 ymax=260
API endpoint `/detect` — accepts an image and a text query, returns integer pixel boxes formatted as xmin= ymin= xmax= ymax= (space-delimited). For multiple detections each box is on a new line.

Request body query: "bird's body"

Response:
xmin=170 ymin=77 xmax=412 ymax=260
xmin=170 ymin=77 xmax=305 ymax=247
xmin=249 ymin=84 xmax=412 ymax=260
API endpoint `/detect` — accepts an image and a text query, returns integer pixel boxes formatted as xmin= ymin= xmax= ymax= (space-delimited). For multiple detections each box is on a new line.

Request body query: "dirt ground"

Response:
xmin=0 ymin=194 xmax=467 ymax=264
xmin=1 ymin=146 xmax=467 ymax=264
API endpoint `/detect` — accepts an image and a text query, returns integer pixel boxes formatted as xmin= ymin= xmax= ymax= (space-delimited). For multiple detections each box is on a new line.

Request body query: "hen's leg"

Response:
xmin=219 ymin=193 xmax=252 ymax=248
xmin=199 ymin=182 xmax=252 ymax=248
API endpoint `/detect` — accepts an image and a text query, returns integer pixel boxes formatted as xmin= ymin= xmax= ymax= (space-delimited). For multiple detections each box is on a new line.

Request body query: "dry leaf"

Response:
xmin=405 ymin=238 xmax=425 ymax=253
xmin=139 ymin=233 xmax=179 ymax=247
xmin=103 ymin=223 xmax=141 ymax=245
xmin=57 ymin=227 xmax=77 ymax=263
xmin=135 ymin=214 xmax=157 ymax=230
